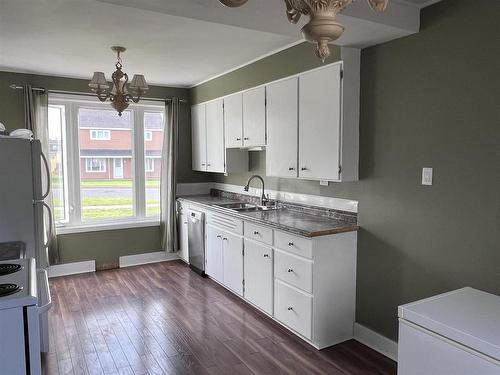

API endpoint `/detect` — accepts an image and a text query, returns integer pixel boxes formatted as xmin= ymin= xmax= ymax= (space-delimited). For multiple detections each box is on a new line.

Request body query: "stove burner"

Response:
xmin=0 ymin=263 xmax=22 ymax=276
xmin=0 ymin=283 xmax=22 ymax=297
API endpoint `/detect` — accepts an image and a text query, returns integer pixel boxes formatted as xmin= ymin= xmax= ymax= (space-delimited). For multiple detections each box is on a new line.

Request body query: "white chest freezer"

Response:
xmin=398 ymin=287 xmax=500 ymax=375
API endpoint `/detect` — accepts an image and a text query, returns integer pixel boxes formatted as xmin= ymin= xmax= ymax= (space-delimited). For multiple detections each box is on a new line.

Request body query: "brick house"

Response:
xmin=78 ymin=109 xmax=163 ymax=180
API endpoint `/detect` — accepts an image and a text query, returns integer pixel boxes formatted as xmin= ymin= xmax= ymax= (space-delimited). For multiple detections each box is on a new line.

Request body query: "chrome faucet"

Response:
xmin=244 ymin=174 xmax=269 ymax=206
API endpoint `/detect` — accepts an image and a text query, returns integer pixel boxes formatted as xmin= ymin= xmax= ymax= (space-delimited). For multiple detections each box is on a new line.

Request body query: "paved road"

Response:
xmin=53 ymin=187 xmax=160 ymax=201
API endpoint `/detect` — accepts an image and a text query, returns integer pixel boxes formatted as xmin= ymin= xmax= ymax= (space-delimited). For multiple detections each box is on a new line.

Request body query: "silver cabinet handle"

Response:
xmin=263 ymin=254 xmax=270 ymax=258
xmin=301 ymin=167 xmax=308 ymax=171
xmin=236 ymin=137 xmax=241 ymax=141
xmin=243 ymin=137 xmax=249 ymax=140
xmin=253 ymin=231 xmax=259 ymax=235
xmin=201 ymin=163 xmax=206 ymax=166
xmin=40 ymin=152 xmax=51 ymax=199
xmin=288 ymin=167 xmax=295 ymax=171
xmin=287 ymin=268 xmax=294 ymax=273
xmin=288 ymin=242 xmax=294 ymax=246
xmin=287 ymin=307 xmax=293 ymax=311
xmin=223 ymin=237 xmax=228 ymax=241
xmin=207 ymin=163 xmax=211 ymax=167
xmin=216 ymin=235 xmax=222 ymax=239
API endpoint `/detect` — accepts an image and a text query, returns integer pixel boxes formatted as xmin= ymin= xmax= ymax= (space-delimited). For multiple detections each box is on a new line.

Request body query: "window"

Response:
xmin=144 ymin=131 xmax=153 ymax=141
xmin=145 ymin=158 xmax=155 ymax=172
xmin=90 ymin=129 xmax=111 ymax=140
xmin=85 ymin=158 xmax=107 ymax=172
xmin=48 ymin=94 xmax=166 ymax=230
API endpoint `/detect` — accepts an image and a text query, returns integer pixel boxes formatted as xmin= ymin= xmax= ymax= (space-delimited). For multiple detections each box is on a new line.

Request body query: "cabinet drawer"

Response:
xmin=274 ymin=249 xmax=313 ymax=293
xmin=274 ymin=231 xmax=313 ymax=259
xmin=206 ymin=211 xmax=243 ymax=235
xmin=274 ymin=279 xmax=312 ymax=339
xmin=244 ymin=222 xmax=273 ymax=245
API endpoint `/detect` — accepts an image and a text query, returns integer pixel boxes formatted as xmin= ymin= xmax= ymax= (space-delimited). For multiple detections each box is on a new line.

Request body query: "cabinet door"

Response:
xmin=178 ymin=212 xmax=189 ymax=263
xmin=243 ymin=86 xmax=266 ymax=147
xmin=224 ymin=93 xmax=243 ymax=148
xmin=206 ymin=225 xmax=223 ymax=283
xmin=299 ymin=64 xmax=342 ymax=180
xmin=244 ymin=239 xmax=273 ymax=315
xmin=191 ymin=104 xmax=207 ymax=171
xmin=206 ymin=99 xmax=226 ymax=173
xmin=266 ymin=77 xmax=298 ymax=178
xmin=222 ymin=230 xmax=243 ymax=296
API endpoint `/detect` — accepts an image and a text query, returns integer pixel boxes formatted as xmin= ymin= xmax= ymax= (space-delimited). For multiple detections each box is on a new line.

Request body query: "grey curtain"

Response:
xmin=160 ymin=98 xmax=179 ymax=253
xmin=23 ymin=85 xmax=60 ymax=266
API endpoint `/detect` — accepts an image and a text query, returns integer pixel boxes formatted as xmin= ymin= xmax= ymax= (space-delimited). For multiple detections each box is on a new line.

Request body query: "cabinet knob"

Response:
xmin=183 ymin=221 xmax=188 ymax=224
xmin=287 ymin=306 xmax=293 ymax=311
xmin=216 ymin=235 xmax=222 ymax=239
xmin=207 ymin=163 xmax=211 ymax=167
xmin=288 ymin=242 xmax=294 ymax=246
xmin=263 ymin=254 xmax=270 ymax=258
xmin=301 ymin=167 xmax=308 ymax=171
xmin=244 ymin=137 xmax=249 ymax=140
xmin=253 ymin=231 xmax=259 ymax=235
xmin=287 ymin=268 xmax=294 ymax=273
xmin=223 ymin=237 xmax=228 ymax=241
xmin=288 ymin=167 xmax=295 ymax=171
xmin=201 ymin=163 xmax=206 ymax=166
xmin=236 ymin=137 xmax=241 ymax=141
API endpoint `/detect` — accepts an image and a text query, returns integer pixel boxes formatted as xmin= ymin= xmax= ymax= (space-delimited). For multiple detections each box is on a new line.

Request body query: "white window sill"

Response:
xmin=56 ymin=220 xmax=160 ymax=235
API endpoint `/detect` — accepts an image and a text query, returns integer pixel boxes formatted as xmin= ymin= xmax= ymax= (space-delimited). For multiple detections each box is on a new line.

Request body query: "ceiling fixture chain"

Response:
xmin=219 ymin=0 xmax=389 ymax=61
xmin=88 ymin=46 xmax=149 ymax=116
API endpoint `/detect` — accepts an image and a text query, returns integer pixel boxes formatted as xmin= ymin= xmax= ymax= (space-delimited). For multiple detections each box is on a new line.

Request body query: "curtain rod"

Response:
xmin=9 ymin=84 xmax=188 ymax=104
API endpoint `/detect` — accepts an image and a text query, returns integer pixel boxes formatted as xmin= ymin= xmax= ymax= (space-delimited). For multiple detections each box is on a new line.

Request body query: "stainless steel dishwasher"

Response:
xmin=187 ymin=209 xmax=206 ymax=276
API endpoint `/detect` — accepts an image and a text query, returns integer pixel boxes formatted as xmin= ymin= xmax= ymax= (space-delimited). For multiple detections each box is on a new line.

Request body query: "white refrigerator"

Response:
xmin=0 ymin=136 xmax=53 ymax=352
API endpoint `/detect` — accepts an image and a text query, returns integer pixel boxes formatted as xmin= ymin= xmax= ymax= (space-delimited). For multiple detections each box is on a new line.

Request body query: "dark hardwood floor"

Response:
xmin=43 ymin=260 xmax=396 ymax=375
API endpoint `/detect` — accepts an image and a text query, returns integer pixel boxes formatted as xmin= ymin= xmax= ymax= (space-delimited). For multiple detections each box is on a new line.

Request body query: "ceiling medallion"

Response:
xmin=89 ymin=46 xmax=149 ymax=116
xmin=219 ymin=0 xmax=389 ymax=62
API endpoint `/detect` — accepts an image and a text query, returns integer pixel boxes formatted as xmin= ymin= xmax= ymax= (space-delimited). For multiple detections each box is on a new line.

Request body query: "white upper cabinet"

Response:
xmin=299 ymin=64 xmax=342 ymax=181
xmin=205 ymin=99 xmax=225 ymax=173
xmin=242 ymin=86 xmax=266 ymax=147
xmin=266 ymin=77 xmax=299 ymax=178
xmin=224 ymin=92 xmax=243 ymax=148
xmin=191 ymin=104 xmax=207 ymax=171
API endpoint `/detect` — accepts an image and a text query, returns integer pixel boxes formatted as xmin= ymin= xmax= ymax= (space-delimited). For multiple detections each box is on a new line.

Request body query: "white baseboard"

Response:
xmin=119 ymin=251 xmax=179 ymax=268
xmin=354 ymin=323 xmax=398 ymax=361
xmin=48 ymin=260 xmax=96 ymax=278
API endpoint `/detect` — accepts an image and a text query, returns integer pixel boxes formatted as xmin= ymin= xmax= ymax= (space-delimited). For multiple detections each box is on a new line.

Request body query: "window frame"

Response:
xmin=90 ymin=129 xmax=111 ymax=140
xmin=85 ymin=158 xmax=107 ymax=173
xmin=48 ymin=94 xmax=165 ymax=233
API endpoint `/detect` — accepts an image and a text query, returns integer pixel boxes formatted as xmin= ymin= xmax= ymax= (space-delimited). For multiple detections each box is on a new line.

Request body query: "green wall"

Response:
xmin=0 ymin=71 xmax=211 ymax=269
xmin=190 ymin=0 xmax=500 ymax=341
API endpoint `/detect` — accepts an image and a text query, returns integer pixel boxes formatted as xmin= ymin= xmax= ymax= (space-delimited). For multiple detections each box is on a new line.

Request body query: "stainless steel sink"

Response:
xmin=211 ymin=201 xmax=279 ymax=212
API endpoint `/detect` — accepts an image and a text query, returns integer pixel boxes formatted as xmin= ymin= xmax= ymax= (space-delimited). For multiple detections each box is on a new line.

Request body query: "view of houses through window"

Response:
xmin=48 ymin=95 xmax=165 ymax=227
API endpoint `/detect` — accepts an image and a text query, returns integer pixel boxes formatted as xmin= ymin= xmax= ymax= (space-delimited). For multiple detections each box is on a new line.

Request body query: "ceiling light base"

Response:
xmin=110 ymin=46 xmax=126 ymax=54
xmin=301 ymin=17 xmax=344 ymax=62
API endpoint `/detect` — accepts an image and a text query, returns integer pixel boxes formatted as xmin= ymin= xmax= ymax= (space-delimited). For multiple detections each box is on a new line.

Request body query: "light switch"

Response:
xmin=422 ymin=167 xmax=433 ymax=186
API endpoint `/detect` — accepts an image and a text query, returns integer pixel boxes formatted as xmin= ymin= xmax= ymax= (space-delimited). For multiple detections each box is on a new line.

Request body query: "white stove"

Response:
xmin=0 ymin=258 xmax=47 ymax=375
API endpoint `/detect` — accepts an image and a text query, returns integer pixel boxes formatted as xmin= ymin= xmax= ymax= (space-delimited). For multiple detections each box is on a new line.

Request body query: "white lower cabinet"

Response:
xmin=274 ymin=279 xmax=313 ymax=339
xmin=222 ymin=230 xmax=243 ymax=296
xmin=243 ymin=239 xmax=273 ymax=315
xmin=204 ymin=211 xmax=357 ymax=350
xmin=206 ymin=225 xmax=223 ymax=283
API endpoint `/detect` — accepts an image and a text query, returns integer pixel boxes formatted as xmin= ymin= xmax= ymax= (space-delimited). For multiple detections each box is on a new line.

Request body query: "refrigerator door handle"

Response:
xmin=40 ymin=201 xmax=53 ymax=250
xmin=40 ymin=152 xmax=51 ymax=200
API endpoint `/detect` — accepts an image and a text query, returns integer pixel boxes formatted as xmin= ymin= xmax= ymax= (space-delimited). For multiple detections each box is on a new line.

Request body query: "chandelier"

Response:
xmin=219 ymin=0 xmax=389 ymax=61
xmin=89 ymin=46 xmax=149 ymax=116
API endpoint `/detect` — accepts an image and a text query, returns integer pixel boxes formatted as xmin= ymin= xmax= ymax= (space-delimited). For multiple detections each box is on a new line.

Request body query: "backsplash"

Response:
xmin=210 ymin=188 xmax=357 ymax=225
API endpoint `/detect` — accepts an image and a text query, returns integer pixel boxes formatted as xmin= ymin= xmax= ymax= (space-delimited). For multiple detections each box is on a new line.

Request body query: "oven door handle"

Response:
xmin=37 ymin=269 xmax=52 ymax=314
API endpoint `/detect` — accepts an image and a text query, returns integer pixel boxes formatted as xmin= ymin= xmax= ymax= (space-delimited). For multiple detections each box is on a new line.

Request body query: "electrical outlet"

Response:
xmin=422 ymin=167 xmax=433 ymax=186
xmin=320 ymin=180 xmax=329 ymax=186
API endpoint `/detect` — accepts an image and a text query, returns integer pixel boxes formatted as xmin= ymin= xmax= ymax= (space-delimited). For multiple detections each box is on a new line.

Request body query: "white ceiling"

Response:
xmin=0 ymin=0 xmax=433 ymax=88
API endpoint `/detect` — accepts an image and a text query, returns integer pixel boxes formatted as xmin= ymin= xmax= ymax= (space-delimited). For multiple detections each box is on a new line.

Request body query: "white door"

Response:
xmin=178 ymin=212 xmax=189 ymax=263
xmin=206 ymin=225 xmax=223 ymax=283
xmin=222 ymin=229 xmax=243 ymax=296
xmin=266 ymin=77 xmax=298 ymax=178
xmin=244 ymin=239 xmax=273 ymax=314
xmin=224 ymin=92 xmax=243 ymax=148
xmin=299 ymin=64 xmax=342 ymax=181
xmin=205 ymin=99 xmax=225 ymax=173
xmin=113 ymin=158 xmax=123 ymax=178
xmin=243 ymin=86 xmax=266 ymax=147
xmin=191 ymin=104 xmax=207 ymax=171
